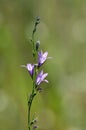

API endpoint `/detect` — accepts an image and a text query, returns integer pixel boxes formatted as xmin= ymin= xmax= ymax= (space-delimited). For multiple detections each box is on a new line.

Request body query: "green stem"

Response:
xmin=28 ymin=17 xmax=40 ymax=130
xmin=28 ymin=66 xmax=37 ymax=130
xmin=28 ymin=90 xmax=36 ymax=130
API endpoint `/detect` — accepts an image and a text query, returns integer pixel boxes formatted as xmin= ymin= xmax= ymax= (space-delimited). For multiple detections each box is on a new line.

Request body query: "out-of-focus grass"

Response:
xmin=0 ymin=0 xmax=86 ymax=130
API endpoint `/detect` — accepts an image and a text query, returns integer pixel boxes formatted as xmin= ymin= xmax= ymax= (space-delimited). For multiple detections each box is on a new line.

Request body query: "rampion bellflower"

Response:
xmin=38 ymin=50 xmax=48 ymax=67
xmin=22 ymin=18 xmax=51 ymax=130
xmin=36 ymin=70 xmax=48 ymax=86
xmin=26 ymin=64 xmax=34 ymax=77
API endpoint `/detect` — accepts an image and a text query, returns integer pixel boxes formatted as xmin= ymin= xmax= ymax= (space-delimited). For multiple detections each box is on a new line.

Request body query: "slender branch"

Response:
xmin=28 ymin=90 xmax=36 ymax=130
xmin=28 ymin=17 xmax=40 ymax=130
xmin=22 ymin=17 xmax=49 ymax=130
xmin=28 ymin=66 xmax=37 ymax=130
xmin=28 ymin=54 xmax=37 ymax=130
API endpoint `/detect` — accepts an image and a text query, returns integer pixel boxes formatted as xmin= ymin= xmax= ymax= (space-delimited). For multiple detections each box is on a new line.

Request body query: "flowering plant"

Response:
xmin=22 ymin=17 xmax=50 ymax=130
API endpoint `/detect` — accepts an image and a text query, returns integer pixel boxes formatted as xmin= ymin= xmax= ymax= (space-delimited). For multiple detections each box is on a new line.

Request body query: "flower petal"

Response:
xmin=26 ymin=64 xmax=34 ymax=76
xmin=36 ymin=70 xmax=43 ymax=85
xmin=42 ymin=73 xmax=48 ymax=80
xmin=43 ymin=52 xmax=48 ymax=58
xmin=44 ymin=79 xmax=49 ymax=83
xmin=38 ymin=50 xmax=43 ymax=58
xmin=38 ymin=50 xmax=48 ymax=67
xmin=37 ymin=70 xmax=43 ymax=77
xmin=36 ymin=71 xmax=48 ymax=86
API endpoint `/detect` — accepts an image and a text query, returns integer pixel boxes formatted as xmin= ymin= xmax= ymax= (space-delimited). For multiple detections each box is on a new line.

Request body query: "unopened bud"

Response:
xmin=36 ymin=40 xmax=40 ymax=51
xmin=33 ymin=125 xmax=38 ymax=130
xmin=35 ymin=17 xmax=40 ymax=25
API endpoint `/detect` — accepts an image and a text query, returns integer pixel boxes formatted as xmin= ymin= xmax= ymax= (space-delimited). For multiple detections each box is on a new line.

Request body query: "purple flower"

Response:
xmin=21 ymin=64 xmax=34 ymax=77
xmin=26 ymin=64 xmax=34 ymax=77
xmin=36 ymin=70 xmax=48 ymax=85
xmin=38 ymin=50 xmax=48 ymax=67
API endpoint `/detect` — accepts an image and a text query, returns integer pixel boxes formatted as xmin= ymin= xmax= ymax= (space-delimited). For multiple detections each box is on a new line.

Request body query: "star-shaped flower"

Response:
xmin=36 ymin=70 xmax=48 ymax=85
xmin=38 ymin=50 xmax=48 ymax=67
xmin=26 ymin=64 xmax=34 ymax=77
xmin=21 ymin=64 xmax=34 ymax=78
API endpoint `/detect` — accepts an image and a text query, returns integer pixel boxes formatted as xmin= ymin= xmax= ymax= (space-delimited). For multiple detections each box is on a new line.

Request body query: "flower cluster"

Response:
xmin=23 ymin=50 xmax=49 ymax=89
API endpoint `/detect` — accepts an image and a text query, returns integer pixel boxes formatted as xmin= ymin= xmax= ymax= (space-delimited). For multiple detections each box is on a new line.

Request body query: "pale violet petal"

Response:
xmin=44 ymin=79 xmax=49 ymax=83
xmin=42 ymin=73 xmax=48 ymax=80
xmin=37 ymin=70 xmax=43 ymax=77
xmin=20 ymin=65 xmax=26 ymax=68
xmin=27 ymin=64 xmax=32 ymax=71
xmin=43 ymin=52 xmax=48 ymax=58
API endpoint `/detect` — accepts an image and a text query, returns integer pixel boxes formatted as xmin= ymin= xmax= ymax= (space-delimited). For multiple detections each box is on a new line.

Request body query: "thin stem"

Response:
xmin=28 ymin=90 xmax=36 ymax=130
xmin=28 ymin=66 xmax=37 ymax=130
xmin=32 ymin=32 xmax=35 ymax=50
xmin=28 ymin=17 xmax=40 ymax=130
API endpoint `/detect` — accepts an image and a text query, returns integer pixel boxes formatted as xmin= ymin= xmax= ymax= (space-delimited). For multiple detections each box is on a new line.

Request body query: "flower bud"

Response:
xmin=33 ymin=125 xmax=38 ymax=130
xmin=36 ymin=40 xmax=40 ymax=51
xmin=35 ymin=16 xmax=40 ymax=25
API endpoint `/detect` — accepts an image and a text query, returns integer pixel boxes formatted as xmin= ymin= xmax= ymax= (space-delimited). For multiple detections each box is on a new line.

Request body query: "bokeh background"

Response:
xmin=0 ymin=0 xmax=86 ymax=130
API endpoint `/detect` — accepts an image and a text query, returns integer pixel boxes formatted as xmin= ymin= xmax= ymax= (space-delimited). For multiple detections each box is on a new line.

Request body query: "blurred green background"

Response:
xmin=0 ymin=0 xmax=86 ymax=130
